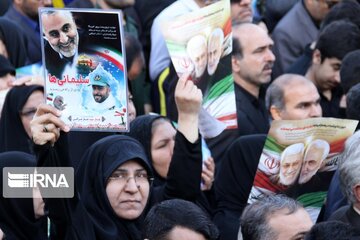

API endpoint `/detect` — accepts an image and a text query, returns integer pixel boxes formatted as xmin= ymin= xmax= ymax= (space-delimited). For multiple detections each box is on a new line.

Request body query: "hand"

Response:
xmin=30 ymin=103 xmax=70 ymax=146
xmin=175 ymin=72 xmax=202 ymax=117
xmin=12 ymin=75 xmax=44 ymax=87
xmin=175 ymin=72 xmax=203 ymax=143
xmin=201 ymin=156 xmax=215 ymax=191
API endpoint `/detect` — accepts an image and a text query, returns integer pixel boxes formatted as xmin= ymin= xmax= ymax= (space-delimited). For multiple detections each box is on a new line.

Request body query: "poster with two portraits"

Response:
xmin=160 ymin=0 xmax=237 ymax=131
xmin=39 ymin=8 xmax=129 ymax=131
xmin=249 ymin=118 xmax=358 ymax=221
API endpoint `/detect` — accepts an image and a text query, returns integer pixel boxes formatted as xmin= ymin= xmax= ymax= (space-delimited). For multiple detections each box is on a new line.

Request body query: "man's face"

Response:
xmin=92 ymin=85 xmax=110 ymax=103
xmin=308 ymin=0 xmax=340 ymax=22
xmin=280 ymin=152 xmax=303 ymax=186
xmin=42 ymin=12 xmax=79 ymax=58
xmin=313 ymin=57 xmax=341 ymax=92
xmin=278 ymin=82 xmax=322 ymax=120
xmin=189 ymin=42 xmax=207 ymax=78
xmin=234 ymin=25 xmax=275 ymax=87
xmin=231 ymin=0 xmax=253 ymax=24
xmin=268 ymin=208 xmax=313 ymax=240
xmin=299 ymin=145 xmax=325 ymax=184
xmin=207 ymin=33 xmax=222 ymax=75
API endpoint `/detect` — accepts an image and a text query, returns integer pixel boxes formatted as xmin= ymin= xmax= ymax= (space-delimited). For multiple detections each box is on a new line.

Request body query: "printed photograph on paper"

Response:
xmin=160 ymin=0 xmax=237 ymax=130
xmin=248 ymin=118 xmax=358 ymax=221
xmin=39 ymin=8 xmax=128 ymax=131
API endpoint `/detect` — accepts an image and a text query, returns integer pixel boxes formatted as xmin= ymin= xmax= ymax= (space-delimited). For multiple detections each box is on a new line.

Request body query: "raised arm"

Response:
xmin=30 ymin=104 xmax=80 ymax=239
xmin=175 ymin=73 xmax=202 ymax=143
xmin=160 ymin=74 xmax=204 ymax=202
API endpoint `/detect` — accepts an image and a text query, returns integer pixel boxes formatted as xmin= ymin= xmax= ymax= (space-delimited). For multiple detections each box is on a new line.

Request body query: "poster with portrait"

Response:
xmin=160 ymin=0 xmax=237 ymax=130
xmin=39 ymin=8 xmax=128 ymax=132
xmin=248 ymin=118 xmax=358 ymax=221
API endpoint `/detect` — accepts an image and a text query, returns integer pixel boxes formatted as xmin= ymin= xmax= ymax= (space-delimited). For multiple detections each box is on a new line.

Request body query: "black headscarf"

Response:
xmin=75 ymin=135 xmax=153 ymax=240
xmin=0 ymin=151 xmax=47 ymax=240
xmin=0 ymin=85 xmax=43 ymax=154
xmin=0 ymin=54 xmax=15 ymax=77
xmin=0 ymin=17 xmax=29 ymax=68
xmin=127 ymin=115 xmax=168 ymax=186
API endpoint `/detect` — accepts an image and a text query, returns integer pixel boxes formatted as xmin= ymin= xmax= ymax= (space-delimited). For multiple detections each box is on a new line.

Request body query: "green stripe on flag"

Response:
xmin=297 ymin=191 xmax=327 ymax=208
xmin=204 ymin=75 xmax=234 ymax=101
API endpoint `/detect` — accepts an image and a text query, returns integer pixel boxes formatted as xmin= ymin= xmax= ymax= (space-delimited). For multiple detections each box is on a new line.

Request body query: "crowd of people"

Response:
xmin=1 ymin=0 xmax=360 ymax=239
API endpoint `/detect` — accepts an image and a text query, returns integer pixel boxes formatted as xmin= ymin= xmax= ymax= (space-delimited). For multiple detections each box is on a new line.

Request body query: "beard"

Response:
xmin=279 ymin=170 xmax=299 ymax=186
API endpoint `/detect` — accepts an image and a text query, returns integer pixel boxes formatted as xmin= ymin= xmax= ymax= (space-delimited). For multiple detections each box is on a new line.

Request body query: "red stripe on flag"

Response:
xmin=94 ymin=51 xmax=124 ymax=71
xmin=253 ymin=170 xmax=286 ymax=193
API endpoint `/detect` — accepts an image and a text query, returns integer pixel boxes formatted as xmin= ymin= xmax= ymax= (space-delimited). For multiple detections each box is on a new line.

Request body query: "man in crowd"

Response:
xmin=144 ymin=199 xmax=219 ymax=240
xmin=328 ymin=130 xmax=360 ymax=228
xmin=232 ymin=22 xmax=275 ymax=137
xmin=240 ymin=194 xmax=313 ymax=240
xmin=214 ymin=74 xmax=321 ymax=239
xmin=271 ymin=0 xmax=340 ymax=78
xmin=322 ymin=50 xmax=360 ymax=220
xmin=230 ymin=0 xmax=253 ymax=25
xmin=288 ymin=20 xmax=360 ymax=117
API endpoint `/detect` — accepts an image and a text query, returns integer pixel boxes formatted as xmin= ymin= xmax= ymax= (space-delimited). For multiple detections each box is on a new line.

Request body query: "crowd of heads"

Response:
xmin=1 ymin=0 xmax=360 ymax=239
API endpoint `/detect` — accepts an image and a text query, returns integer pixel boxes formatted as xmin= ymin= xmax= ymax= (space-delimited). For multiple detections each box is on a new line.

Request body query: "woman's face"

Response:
xmin=150 ymin=120 xmax=176 ymax=178
xmin=0 ymin=73 xmax=15 ymax=91
xmin=106 ymin=160 xmax=150 ymax=220
xmin=0 ymin=39 xmax=8 ymax=58
xmin=128 ymin=92 xmax=136 ymax=123
xmin=20 ymin=90 xmax=44 ymax=137
xmin=32 ymin=186 xmax=45 ymax=219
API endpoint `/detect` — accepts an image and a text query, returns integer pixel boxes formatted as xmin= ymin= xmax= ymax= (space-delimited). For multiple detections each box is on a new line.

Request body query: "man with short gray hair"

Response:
xmin=329 ymin=130 xmax=360 ymax=228
xmin=214 ymin=73 xmax=322 ymax=240
xmin=266 ymin=74 xmax=322 ymax=120
xmin=240 ymin=194 xmax=313 ymax=240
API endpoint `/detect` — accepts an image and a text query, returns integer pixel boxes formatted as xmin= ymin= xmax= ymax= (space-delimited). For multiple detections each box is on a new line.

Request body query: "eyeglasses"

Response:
xmin=108 ymin=170 xmax=153 ymax=185
xmin=19 ymin=107 xmax=37 ymax=118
